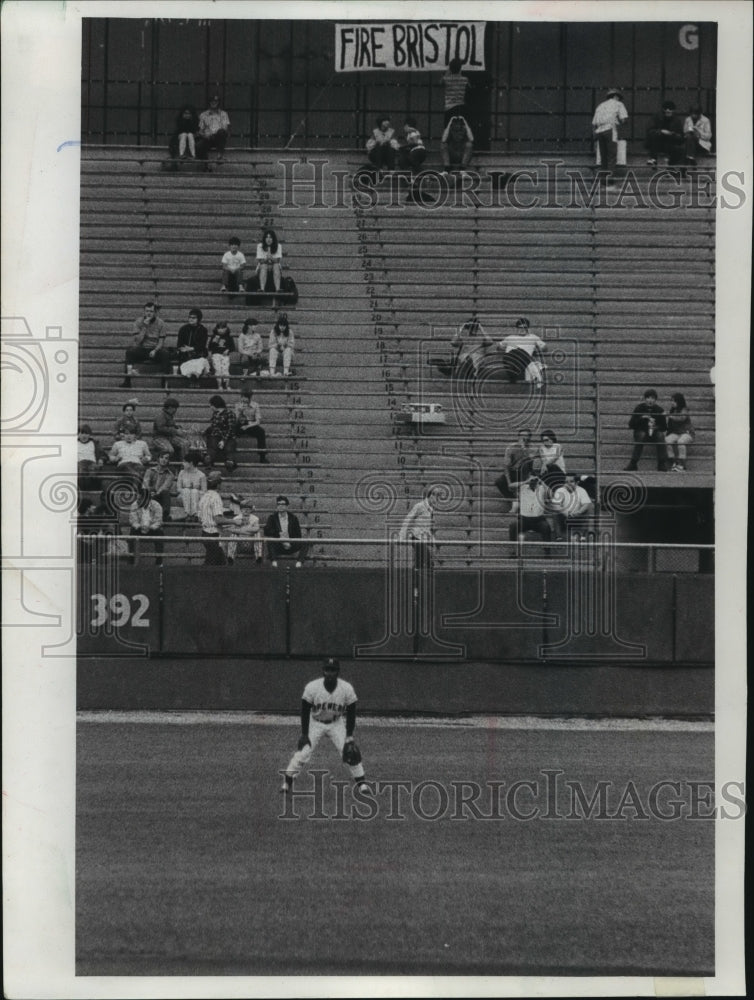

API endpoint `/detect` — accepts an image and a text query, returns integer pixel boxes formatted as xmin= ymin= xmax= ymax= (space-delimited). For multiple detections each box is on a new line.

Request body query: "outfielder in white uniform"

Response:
xmin=281 ymin=658 xmax=366 ymax=792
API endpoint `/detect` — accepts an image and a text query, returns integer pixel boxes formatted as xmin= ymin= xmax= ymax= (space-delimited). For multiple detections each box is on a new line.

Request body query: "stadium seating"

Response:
xmin=79 ymin=147 xmax=715 ymax=565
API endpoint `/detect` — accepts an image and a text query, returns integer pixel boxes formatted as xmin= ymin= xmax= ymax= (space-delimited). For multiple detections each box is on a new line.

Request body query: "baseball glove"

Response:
xmin=342 ymin=739 xmax=362 ymax=766
xmin=297 ymin=734 xmax=311 ymax=751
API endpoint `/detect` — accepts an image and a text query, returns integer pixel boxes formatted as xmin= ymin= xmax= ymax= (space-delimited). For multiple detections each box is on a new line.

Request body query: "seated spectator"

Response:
xmin=208 ymin=320 xmax=235 ymax=391
xmin=266 ymin=313 xmax=294 ymax=377
xmin=494 ymin=429 xmax=535 ymax=511
xmin=255 ymin=229 xmax=283 ymax=294
xmin=113 ymin=399 xmax=142 ymax=440
xmin=646 ymin=101 xmax=684 ymax=167
xmin=152 ymin=397 xmax=186 ymax=459
xmin=122 ymin=301 xmax=170 ymax=388
xmin=223 ymin=496 xmax=264 ymax=566
xmin=625 ymin=388 xmax=667 ymax=471
xmin=234 ymin=384 xmax=268 ymax=463
xmin=552 ymin=474 xmax=595 ymax=540
xmin=536 ymin=429 xmax=566 ymax=488
xmin=196 ymin=94 xmax=230 ymax=163
xmin=441 ymin=115 xmax=474 ymax=173
xmin=142 ymin=450 xmax=175 ymax=522
xmin=508 ymin=477 xmax=552 ymax=543
xmin=77 ymin=491 xmax=125 ymax=563
xmin=204 ymin=394 xmax=238 ymax=473
xmin=497 ymin=318 xmax=546 ymax=388
xmin=441 ymin=57 xmax=470 ymax=124
xmin=221 ymin=236 xmax=246 ymax=292
xmin=265 ymin=495 xmax=308 ymax=567
xmin=238 ymin=316 xmax=265 ymax=376
xmin=448 ymin=317 xmax=496 ymax=378
xmin=176 ymin=307 xmax=210 ymax=381
xmin=176 ymin=451 xmax=207 ymax=522
xmin=683 ymin=105 xmax=713 ymax=165
xmin=398 ymin=118 xmax=427 ymax=172
xmin=169 ymin=104 xmax=199 ymax=160
xmin=78 ymin=424 xmax=103 ymax=491
xmin=128 ymin=488 xmax=164 ymax=565
xmin=665 ymin=392 xmax=695 ymax=471
xmin=366 ymin=116 xmax=399 ymax=174
xmin=108 ymin=429 xmax=151 ymax=483
xmin=198 ymin=470 xmax=230 ymax=565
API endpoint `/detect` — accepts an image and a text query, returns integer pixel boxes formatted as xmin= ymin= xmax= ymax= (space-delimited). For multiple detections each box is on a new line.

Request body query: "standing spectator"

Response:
xmin=198 ymin=470 xmax=228 ymax=565
xmin=176 ymin=452 xmax=207 ymax=522
xmin=494 ymin=429 xmax=535 ymax=511
xmin=128 ymin=488 xmax=164 ymax=565
xmin=366 ymin=116 xmax=399 ymax=174
xmin=398 ymin=487 xmax=439 ymax=573
xmin=398 ymin=118 xmax=427 ymax=172
xmin=537 ymin=429 xmax=566 ymax=488
xmin=255 ymin=229 xmax=283 ymax=294
xmin=223 ymin=497 xmax=264 ymax=566
xmin=441 ymin=57 xmax=470 ymax=124
xmin=238 ymin=316 xmax=265 ymax=376
xmin=221 ymin=236 xmax=246 ymax=292
xmin=208 ymin=320 xmax=235 ymax=391
xmin=78 ymin=424 xmax=103 ymax=491
xmin=264 ymin=495 xmax=307 ymax=567
xmin=592 ymin=88 xmax=629 ymax=185
xmin=683 ymin=105 xmax=713 ymax=165
xmin=108 ymin=429 xmax=151 ymax=483
xmin=196 ymin=94 xmax=230 ymax=163
xmin=113 ymin=399 xmax=142 ymax=441
xmin=204 ymin=394 xmax=238 ymax=473
xmin=497 ymin=317 xmax=546 ymax=387
xmin=625 ymin=388 xmax=667 ymax=471
xmin=142 ymin=450 xmax=175 ymax=522
xmin=441 ymin=115 xmax=474 ymax=173
xmin=665 ymin=392 xmax=695 ymax=471
xmin=176 ymin=308 xmax=210 ymax=381
xmin=169 ymin=104 xmax=199 ymax=160
xmin=508 ymin=477 xmax=552 ymax=543
xmin=646 ymin=101 xmax=684 ymax=167
xmin=233 ymin=384 xmax=268 ymax=463
xmin=151 ymin=397 xmax=187 ymax=459
xmin=267 ymin=313 xmax=294 ymax=377
xmin=122 ymin=302 xmax=170 ymax=388
xmin=552 ymin=474 xmax=594 ymax=540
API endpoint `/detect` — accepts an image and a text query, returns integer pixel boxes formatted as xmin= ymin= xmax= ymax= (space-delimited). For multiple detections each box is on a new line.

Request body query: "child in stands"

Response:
xmin=208 ymin=320 xmax=235 ymax=390
xmin=221 ymin=236 xmax=246 ymax=292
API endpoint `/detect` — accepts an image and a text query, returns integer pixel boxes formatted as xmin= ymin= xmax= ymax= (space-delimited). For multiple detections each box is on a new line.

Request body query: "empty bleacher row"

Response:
xmin=79 ymin=148 xmax=715 ymax=565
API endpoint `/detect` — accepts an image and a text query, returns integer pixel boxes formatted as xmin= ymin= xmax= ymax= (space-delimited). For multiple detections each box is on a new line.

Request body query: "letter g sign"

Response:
xmin=679 ymin=24 xmax=699 ymax=50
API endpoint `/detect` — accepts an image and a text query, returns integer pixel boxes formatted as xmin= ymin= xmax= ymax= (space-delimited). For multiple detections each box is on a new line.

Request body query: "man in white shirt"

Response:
xmin=683 ymin=105 xmax=713 ymax=165
xmin=498 ymin=318 xmax=546 ymax=387
xmin=198 ymin=469 xmax=230 ymax=565
xmin=552 ymin=475 xmax=595 ymax=540
xmin=399 ymin=487 xmax=439 ymax=571
xmin=128 ymin=489 xmax=164 ymax=565
xmin=281 ymin=658 xmax=367 ymax=794
xmin=197 ymin=94 xmax=230 ymax=162
xmin=508 ymin=477 xmax=552 ymax=542
xmin=108 ymin=430 xmax=151 ymax=482
xmin=592 ymin=88 xmax=629 ymax=183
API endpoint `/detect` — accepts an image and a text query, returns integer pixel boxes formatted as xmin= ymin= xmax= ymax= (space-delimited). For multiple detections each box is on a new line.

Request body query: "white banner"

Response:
xmin=335 ymin=22 xmax=486 ymax=72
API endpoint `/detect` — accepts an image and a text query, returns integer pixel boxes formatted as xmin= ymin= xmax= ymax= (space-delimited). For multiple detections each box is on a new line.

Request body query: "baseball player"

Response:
xmin=281 ymin=658 xmax=366 ymax=792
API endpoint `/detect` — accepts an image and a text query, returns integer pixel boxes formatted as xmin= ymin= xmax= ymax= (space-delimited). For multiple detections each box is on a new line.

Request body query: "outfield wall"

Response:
xmin=77 ymin=567 xmax=713 ymax=716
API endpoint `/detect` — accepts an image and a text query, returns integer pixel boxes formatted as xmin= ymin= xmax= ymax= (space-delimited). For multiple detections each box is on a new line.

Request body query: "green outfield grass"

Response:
xmin=76 ymin=718 xmax=714 ymax=976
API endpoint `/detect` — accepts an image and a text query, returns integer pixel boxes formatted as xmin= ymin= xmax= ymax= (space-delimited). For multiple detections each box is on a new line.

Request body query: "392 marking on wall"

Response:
xmin=90 ymin=593 xmax=151 ymax=629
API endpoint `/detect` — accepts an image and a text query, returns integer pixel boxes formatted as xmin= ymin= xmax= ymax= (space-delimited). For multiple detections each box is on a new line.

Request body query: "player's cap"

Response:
xmin=515 ymin=317 xmax=530 ymax=329
xmin=207 ymin=470 xmax=223 ymax=485
xmin=606 ymin=87 xmax=622 ymax=98
xmin=323 ymin=657 xmax=340 ymax=671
